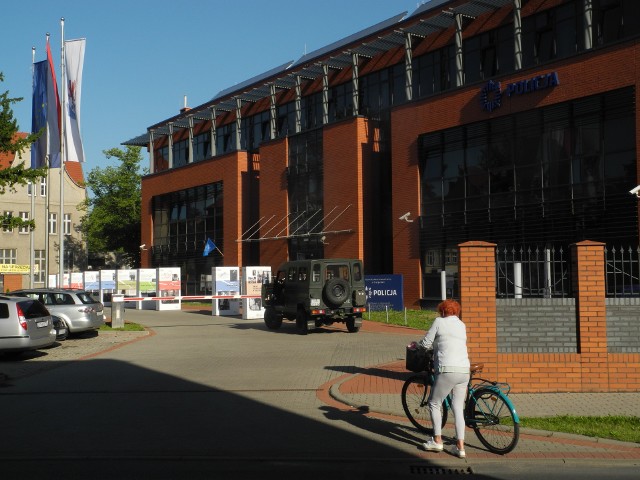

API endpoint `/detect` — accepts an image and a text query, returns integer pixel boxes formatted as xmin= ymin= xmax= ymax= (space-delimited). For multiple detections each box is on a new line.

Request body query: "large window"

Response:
xmin=193 ymin=132 xmax=211 ymax=162
xmin=593 ymin=0 xmax=640 ymax=46
xmin=0 ymin=249 xmax=16 ymax=264
xmin=412 ymin=45 xmax=455 ymax=99
xmin=419 ymin=88 xmax=637 ymax=297
xmin=173 ymin=139 xmax=189 ymax=168
xmin=464 ymin=24 xmax=514 ymax=84
xmin=288 ymin=130 xmax=324 ymax=259
xmin=152 ymin=182 xmax=223 ymax=256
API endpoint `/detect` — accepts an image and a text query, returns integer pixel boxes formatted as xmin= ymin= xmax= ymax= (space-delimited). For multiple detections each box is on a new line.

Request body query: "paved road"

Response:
xmin=1 ymin=308 xmax=638 ymax=479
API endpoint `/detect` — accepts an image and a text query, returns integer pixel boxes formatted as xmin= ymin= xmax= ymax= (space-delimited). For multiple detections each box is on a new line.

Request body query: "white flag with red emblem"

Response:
xmin=64 ymin=38 xmax=85 ymax=162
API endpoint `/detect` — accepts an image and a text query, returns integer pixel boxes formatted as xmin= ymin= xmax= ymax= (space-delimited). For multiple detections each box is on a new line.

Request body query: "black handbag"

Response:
xmin=405 ymin=342 xmax=431 ymax=372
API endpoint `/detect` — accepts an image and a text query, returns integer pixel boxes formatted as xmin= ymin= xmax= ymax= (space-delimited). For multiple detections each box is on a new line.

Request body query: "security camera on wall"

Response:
xmin=398 ymin=212 xmax=413 ymax=222
xmin=630 ymin=185 xmax=640 ymax=197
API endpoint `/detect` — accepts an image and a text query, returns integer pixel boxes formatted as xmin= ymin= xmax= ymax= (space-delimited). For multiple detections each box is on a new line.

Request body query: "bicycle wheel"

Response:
xmin=401 ymin=374 xmax=448 ymax=433
xmin=466 ymin=387 xmax=519 ymax=454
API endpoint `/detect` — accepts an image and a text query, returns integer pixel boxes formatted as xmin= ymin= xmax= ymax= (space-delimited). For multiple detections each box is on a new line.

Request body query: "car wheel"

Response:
xmin=323 ymin=278 xmax=351 ymax=307
xmin=296 ymin=309 xmax=309 ymax=335
xmin=264 ymin=307 xmax=282 ymax=330
xmin=346 ymin=316 xmax=360 ymax=333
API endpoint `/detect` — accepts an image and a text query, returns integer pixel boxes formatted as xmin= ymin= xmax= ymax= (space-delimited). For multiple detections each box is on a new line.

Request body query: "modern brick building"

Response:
xmin=126 ymin=0 xmax=639 ymax=307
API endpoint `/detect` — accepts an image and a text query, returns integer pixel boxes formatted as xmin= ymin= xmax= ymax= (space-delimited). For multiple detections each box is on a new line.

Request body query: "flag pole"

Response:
xmin=30 ymin=46 xmax=36 ymax=288
xmin=59 ymin=17 xmax=65 ymax=288
xmin=45 ymin=34 xmax=52 ymax=286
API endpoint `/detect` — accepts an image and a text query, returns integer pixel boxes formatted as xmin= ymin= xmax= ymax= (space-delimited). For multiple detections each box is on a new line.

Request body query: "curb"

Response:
xmin=327 ymin=371 xmax=640 ymax=451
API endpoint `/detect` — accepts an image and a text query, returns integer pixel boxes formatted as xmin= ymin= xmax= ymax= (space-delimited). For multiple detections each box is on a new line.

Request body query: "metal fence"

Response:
xmin=496 ymin=245 xmax=572 ymax=298
xmin=605 ymin=246 xmax=640 ymax=298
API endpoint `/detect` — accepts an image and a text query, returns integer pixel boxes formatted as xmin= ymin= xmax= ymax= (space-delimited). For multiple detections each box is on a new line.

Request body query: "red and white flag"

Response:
xmin=64 ymin=38 xmax=85 ymax=162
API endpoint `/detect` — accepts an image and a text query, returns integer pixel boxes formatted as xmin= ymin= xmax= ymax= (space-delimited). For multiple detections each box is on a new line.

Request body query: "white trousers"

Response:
xmin=428 ymin=372 xmax=470 ymax=441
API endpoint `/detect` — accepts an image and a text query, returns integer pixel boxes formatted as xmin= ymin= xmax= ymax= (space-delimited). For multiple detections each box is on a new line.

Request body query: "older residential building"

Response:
xmin=0 ymin=136 xmax=87 ymax=291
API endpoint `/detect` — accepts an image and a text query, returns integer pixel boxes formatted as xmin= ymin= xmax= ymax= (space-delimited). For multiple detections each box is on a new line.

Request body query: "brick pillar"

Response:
xmin=458 ymin=241 xmax=498 ymax=375
xmin=571 ymin=240 xmax=608 ymax=391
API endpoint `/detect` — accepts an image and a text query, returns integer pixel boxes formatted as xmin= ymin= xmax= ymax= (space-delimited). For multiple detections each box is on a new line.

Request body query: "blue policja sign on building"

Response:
xmin=365 ymin=274 xmax=404 ymax=311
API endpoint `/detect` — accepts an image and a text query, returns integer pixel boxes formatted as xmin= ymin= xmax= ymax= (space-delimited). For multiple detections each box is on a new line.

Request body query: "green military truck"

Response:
xmin=261 ymin=258 xmax=367 ymax=334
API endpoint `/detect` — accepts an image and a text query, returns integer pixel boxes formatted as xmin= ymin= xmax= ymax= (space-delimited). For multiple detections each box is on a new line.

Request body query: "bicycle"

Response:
xmin=401 ymin=356 xmax=520 ymax=455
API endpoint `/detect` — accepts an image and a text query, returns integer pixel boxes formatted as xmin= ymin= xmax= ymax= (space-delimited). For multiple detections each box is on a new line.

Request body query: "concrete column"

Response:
xmin=295 ymin=76 xmax=302 ymax=133
xmin=269 ymin=84 xmax=277 ymax=138
xmin=351 ymin=52 xmax=359 ymax=116
xmin=209 ymin=107 xmax=217 ymax=157
xmin=455 ymin=13 xmax=464 ymax=87
xmin=235 ymin=98 xmax=242 ymax=151
xmin=322 ymin=64 xmax=329 ymax=125
xmin=514 ymin=0 xmax=522 ymax=71
xmin=584 ymin=0 xmax=593 ymax=50
xmin=187 ymin=115 xmax=194 ymax=164
xmin=404 ymin=32 xmax=413 ymax=101
xmin=167 ymin=123 xmax=174 ymax=169
xmin=148 ymin=129 xmax=155 ymax=174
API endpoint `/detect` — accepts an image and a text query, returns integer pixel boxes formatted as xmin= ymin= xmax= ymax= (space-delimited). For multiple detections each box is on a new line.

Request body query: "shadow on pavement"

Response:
xmin=0 ymin=358 xmax=500 ymax=480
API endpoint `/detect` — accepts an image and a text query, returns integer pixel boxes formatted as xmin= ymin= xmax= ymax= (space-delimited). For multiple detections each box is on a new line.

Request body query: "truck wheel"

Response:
xmin=346 ymin=316 xmax=360 ymax=333
xmin=264 ymin=307 xmax=282 ymax=330
xmin=323 ymin=278 xmax=351 ymax=307
xmin=296 ymin=309 xmax=309 ymax=335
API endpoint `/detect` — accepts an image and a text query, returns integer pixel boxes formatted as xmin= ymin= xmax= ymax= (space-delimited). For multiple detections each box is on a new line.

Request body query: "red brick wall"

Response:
xmin=258 ymin=138 xmax=289 ymax=269
xmin=140 ymin=151 xmax=248 ymax=268
xmin=459 ymin=241 xmax=640 ymax=393
xmin=323 ymin=117 xmax=367 ymax=261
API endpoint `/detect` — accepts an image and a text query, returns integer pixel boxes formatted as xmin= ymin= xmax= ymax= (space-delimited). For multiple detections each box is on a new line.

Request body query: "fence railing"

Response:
xmin=605 ymin=246 xmax=640 ymax=298
xmin=496 ymin=245 xmax=572 ymax=298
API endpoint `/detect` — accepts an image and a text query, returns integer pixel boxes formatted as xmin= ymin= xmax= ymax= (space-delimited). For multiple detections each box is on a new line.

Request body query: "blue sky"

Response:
xmin=2 ymin=0 xmax=422 ymax=175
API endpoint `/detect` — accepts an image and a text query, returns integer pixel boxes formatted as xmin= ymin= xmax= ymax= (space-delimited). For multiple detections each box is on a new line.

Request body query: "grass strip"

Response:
xmin=519 ymin=415 xmax=640 ymax=443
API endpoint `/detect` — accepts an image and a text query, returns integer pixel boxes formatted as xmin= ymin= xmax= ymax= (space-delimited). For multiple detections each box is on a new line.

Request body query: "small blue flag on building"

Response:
xmin=203 ymin=238 xmax=216 ymax=257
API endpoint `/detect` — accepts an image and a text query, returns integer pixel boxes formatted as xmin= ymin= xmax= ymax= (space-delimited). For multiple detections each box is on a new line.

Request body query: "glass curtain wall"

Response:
xmin=419 ymin=87 xmax=638 ymax=298
xmin=151 ymin=182 xmax=223 ymax=294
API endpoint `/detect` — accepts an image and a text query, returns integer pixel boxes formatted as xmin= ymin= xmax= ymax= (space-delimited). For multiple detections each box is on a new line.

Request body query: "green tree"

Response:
xmin=80 ymin=146 xmax=146 ymax=267
xmin=0 ymin=72 xmax=49 ymax=231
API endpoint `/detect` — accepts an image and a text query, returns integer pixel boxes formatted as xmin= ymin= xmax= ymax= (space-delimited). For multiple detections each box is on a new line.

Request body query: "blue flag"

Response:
xmin=203 ymin=238 xmax=216 ymax=257
xmin=31 ymin=61 xmax=48 ymax=169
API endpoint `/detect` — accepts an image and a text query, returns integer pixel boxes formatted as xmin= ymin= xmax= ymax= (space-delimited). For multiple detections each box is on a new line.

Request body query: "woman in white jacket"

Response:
xmin=419 ymin=299 xmax=470 ymax=458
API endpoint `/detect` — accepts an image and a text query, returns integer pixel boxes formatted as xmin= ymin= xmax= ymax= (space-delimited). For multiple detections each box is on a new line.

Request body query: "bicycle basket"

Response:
xmin=405 ymin=342 xmax=431 ymax=372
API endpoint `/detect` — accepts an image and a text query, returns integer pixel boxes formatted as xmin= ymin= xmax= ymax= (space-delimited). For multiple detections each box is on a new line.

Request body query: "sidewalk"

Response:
xmin=318 ymin=320 xmax=640 ymax=459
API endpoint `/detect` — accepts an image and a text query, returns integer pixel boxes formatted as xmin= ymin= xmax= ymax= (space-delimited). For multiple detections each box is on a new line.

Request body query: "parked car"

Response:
xmin=10 ymin=289 xmax=105 ymax=335
xmin=0 ymin=295 xmax=57 ymax=355
xmin=52 ymin=316 xmax=68 ymax=341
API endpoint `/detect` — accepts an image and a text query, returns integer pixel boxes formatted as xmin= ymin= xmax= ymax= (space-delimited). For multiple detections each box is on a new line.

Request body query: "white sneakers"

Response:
xmin=422 ymin=438 xmax=466 ymax=458
xmin=422 ymin=438 xmax=444 ymax=452
xmin=450 ymin=445 xmax=466 ymax=458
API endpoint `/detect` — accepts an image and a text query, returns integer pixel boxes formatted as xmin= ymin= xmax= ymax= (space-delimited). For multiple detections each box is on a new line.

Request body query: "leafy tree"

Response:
xmin=0 ymin=72 xmax=48 ymax=231
xmin=80 ymin=146 xmax=146 ymax=267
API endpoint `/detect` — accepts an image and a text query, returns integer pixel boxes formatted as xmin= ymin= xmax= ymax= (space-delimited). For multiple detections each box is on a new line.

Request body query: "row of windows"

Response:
xmin=152 ymin=183 xmax=223 ymax=250
xmin=2 ymin=212 xmax=71 ymax=235
xmin=153 ymin=0 xmax=639 ymax=169
xmin=418 ymin=87 xmax=637 ymax=251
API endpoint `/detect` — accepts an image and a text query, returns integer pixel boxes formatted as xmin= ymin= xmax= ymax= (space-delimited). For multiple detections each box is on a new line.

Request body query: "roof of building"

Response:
xmin=123 ymin=0 xmax=513 ymax=147
xmin=0 ymin=132 xmax=28 ymax=169
xmin=0 ymin=132 xmax=85 ymax=187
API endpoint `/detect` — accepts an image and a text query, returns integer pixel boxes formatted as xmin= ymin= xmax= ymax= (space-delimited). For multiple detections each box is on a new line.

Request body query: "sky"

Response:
xmin=2 ymin=0 xmax=424 ymax=176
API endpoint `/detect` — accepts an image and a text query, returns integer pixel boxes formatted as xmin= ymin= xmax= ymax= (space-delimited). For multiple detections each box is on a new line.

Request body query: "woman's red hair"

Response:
xmin=437 ymin=299 xmax=461 ymax=317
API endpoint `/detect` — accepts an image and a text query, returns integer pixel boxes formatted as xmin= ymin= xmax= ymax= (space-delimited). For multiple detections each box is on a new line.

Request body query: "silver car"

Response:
xmin=0 ymin=295 xmax=57 ymax=354
xmin=11 ymin=289 xmax=105 ymax=335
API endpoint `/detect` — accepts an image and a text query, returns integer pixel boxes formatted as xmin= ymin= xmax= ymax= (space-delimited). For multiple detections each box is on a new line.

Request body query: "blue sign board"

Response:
xmin=365 ymin=274 xmax=404 ymax=311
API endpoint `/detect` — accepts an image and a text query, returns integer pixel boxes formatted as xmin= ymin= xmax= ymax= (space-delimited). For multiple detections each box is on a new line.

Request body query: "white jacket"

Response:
xmin=419 ymin=315 xmax=470 ymax=373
